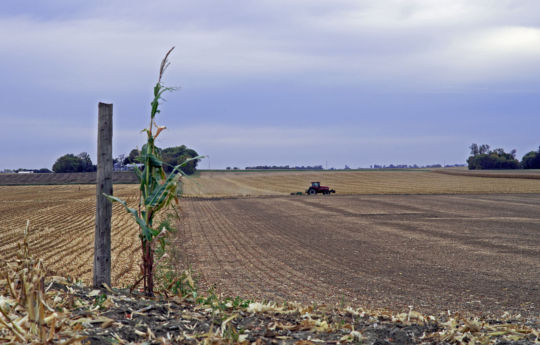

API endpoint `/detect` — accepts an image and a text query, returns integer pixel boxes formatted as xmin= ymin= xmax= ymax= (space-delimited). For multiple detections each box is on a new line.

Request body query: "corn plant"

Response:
xmin=106 ymin=47 xmax=201 ymax=296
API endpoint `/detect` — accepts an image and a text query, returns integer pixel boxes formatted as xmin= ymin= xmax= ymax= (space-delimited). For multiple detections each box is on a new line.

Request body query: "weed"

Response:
xmin=228 ymin=296 xmax=252 ymax=309
xmin=93 ymin=293 xmax=107 ymax=309
xmin=157 ymin=266 xmax=198 ymax=300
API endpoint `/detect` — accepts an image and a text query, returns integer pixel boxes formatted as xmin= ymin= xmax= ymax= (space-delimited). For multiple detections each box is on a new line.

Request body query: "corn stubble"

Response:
xmin=0 ymin=185 xmax=141 ymax=287
xmin=0 ymin=221 xmax=84 ymax=344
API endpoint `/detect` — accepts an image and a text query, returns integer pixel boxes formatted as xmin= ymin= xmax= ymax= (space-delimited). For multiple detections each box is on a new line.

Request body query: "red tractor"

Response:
xmin=306 ymin=182 xmax=336 ymax=195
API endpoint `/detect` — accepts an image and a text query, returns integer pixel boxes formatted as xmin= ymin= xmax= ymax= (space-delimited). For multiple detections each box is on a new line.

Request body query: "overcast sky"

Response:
xmin=1 ymin=0 xmax=539 ymax=170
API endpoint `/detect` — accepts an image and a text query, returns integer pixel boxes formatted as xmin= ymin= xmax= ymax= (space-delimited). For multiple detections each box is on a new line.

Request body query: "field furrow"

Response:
xmin=178 ymin=194 xmax=540 ymax=316
xmin=0 ymin=184 xmax=140 ymax=285
xmin=196 ymin=200 xmax=335 ymax=300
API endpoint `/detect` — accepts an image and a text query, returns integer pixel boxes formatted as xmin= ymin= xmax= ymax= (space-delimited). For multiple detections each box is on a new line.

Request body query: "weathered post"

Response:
xmin=93 ymin=102 xmax=113 ymax=288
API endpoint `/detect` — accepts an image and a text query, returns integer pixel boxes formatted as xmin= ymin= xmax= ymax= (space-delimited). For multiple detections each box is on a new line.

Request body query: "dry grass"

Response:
xmin=182 ymin=170 xmax=540 ymax=197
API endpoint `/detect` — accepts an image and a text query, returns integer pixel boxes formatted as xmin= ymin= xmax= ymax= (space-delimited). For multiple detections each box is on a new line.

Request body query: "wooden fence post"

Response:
xmin=93 ymin=102 xmax=113 ymax=288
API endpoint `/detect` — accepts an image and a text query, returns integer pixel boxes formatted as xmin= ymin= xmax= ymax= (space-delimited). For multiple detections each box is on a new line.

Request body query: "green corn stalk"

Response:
xmin=105 ymin=47 xmax=202 ymax=296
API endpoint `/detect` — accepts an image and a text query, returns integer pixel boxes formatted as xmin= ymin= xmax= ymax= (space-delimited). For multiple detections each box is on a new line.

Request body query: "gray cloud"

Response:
xmin=2 ymin=0 xmax=540 ymax=91
xmin=1 ymin=1 xmax=539 ymax=169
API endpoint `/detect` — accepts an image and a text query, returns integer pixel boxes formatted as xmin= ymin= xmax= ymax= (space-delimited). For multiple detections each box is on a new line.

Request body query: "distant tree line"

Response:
xmin=371 ymin=164 xmax=465 ymax=169
xmin=6 ymin=168 xmax=52 ymax=173
xmin=51 ymin=145 xmax=199 ymax=174
xmin=467 ymin=144 xmax=540 ymax=170
xmin=243 ymin=165 xmax=324 ymax=170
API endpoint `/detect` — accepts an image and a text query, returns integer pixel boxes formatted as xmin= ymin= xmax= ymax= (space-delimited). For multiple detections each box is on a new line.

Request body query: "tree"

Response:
xmin=53 ymin=154 xmax=83 ymax=173
xmin=114 ymin=154 xmax=125 ymax=165
xmin=161 ymin=145 xmax=199 ymax=175
xmin=123 ymin=145 xmax=199 ymax=175
xmin=469 ymin=143 xmax=479 ymax=156
xmin=52 ymin=153 xmax=96 ymax=173
xmin=78 ymin=152 xmax=96 ymax=172
xmin=479 ymin=144 xmax=490 ymax=155
xmin=467 ymin=144 xmax=519 ymax=170
xmin=123 ymin=149 xmax=141 ymax=165
xmin=521 ymin=147 xmax=540 ymax=169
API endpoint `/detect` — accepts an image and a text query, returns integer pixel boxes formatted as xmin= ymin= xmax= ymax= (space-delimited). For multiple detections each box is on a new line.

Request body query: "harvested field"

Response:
xmin=434 ymin=168 xmax=540 ymax=180
xmin=0 ymin=184 xmax=140 ymax=286
xmin=182 ymin=170 xmax=540 ymax=196
xmin=0 ymin=172 xmax=138 ymax=185
xmin=1 ymin=170 xmax=539 ymax=319
xmin=178 ymin=194 xmax=540 ymax=317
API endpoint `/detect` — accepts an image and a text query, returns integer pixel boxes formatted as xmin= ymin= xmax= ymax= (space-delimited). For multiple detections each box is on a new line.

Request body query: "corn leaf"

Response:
xmin=141 ymin=152 xmax=163 ymax=168
xmin=133 ymin=166 xmax=144 ymax=183
xmin=103 ymin=194 xmax=154 ymax=241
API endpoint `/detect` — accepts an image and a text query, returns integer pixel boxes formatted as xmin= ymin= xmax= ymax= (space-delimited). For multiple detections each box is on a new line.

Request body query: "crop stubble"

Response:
xmin=181 ymin=170 xmax=540 ymax=196
xmin=0 ymin=184 xmax=141 ymax=286
xmin=178 ymin=193 xmax=540 ymax=317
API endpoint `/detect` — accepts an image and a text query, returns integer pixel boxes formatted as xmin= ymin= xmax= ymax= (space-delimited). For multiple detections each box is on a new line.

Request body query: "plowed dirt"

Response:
xmin=178 ymin=194 xmax=540 ymax=318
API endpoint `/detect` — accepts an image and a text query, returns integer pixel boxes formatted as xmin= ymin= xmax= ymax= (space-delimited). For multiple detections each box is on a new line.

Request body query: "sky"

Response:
xmin=1 ymin=0 xmax=539 ymax=170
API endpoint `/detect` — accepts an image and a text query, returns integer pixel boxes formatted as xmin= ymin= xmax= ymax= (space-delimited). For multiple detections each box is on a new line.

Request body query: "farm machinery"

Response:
xmin=306 ymin=182 xmax=336 ymax=195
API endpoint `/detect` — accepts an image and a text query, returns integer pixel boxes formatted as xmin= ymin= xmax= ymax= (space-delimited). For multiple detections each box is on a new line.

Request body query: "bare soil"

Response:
xmin=178 ymin=194 xmax=540 ymax=318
